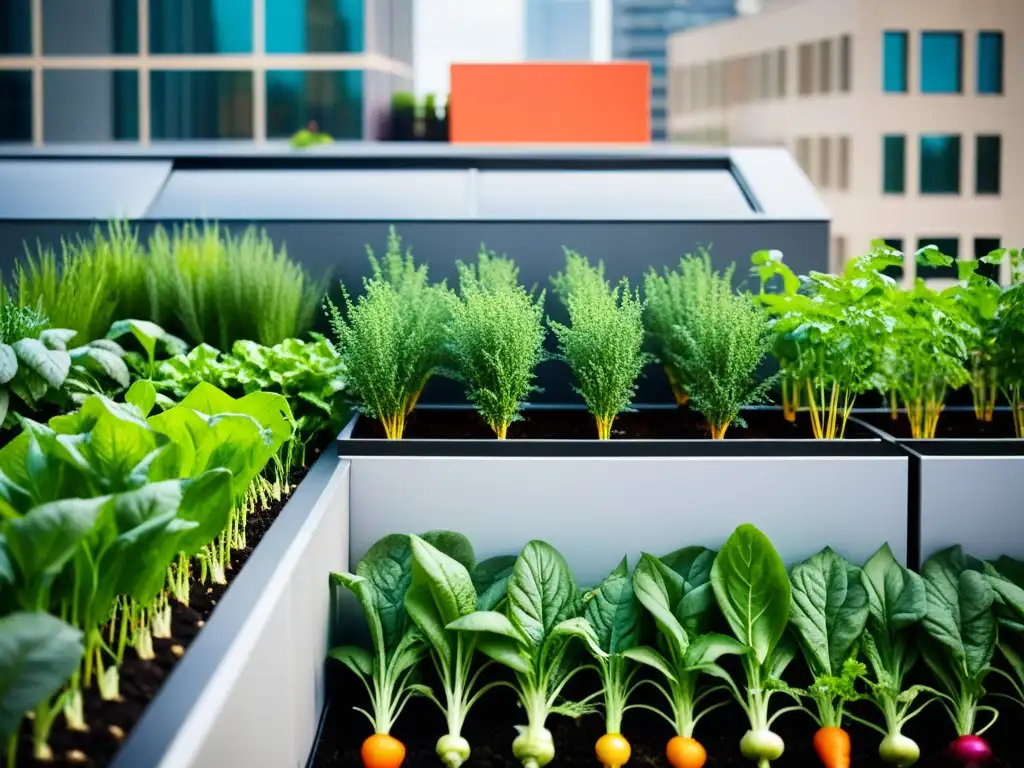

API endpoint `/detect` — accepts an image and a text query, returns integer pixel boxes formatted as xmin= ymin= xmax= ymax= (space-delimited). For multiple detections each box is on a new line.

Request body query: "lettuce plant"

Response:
xmin=446 ymin=251 xmax=546 ymax=439
xmin=985 ymin=249 xmax=1024 ymax=435
xmin=710 ymin=524 xmax=798 ymax=766
xmin=643 ymin=250 xmax=723 ymax=406
xmin=985 ymin=557 xmax=1024 ymax=711
xmin=670 ymin=275 xmax=776 ymax=439
xmin=448 ymin=540 xmax=593 ymax=768
xmin=550 ymin=250 xmax=648 ymax=440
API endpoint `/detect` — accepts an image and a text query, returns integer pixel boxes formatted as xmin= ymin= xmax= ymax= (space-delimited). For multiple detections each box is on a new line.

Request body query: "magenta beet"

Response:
xmin=946 ymin=735 xmax=993 ymax=767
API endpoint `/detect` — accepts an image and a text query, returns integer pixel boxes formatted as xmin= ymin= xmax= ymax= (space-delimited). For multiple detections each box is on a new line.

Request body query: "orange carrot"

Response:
xmin=595 ymin=733 xmax=631 ymax=768
xmin=813 ymin=726 xmax=851 ymax=768
xmin=666 ymin=736 xmax=707 ymax=768
xmin=361 ymin=733 xmax=406 ymax=768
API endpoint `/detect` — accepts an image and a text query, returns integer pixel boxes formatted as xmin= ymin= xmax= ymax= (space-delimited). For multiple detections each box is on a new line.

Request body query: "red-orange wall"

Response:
xmin=449 ymin=63 xmax=651 ymax=144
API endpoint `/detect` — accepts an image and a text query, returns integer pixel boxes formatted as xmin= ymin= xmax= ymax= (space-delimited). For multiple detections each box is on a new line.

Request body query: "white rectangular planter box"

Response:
xmin=339 ymin=410 xmax=910 ymax=582
xmin=110 ymin=453 xmax=351 ymax=768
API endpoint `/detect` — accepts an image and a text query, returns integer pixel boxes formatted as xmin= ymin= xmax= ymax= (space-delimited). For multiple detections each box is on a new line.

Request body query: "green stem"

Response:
xmin=7 ymin=729 xmax=18 ymax=768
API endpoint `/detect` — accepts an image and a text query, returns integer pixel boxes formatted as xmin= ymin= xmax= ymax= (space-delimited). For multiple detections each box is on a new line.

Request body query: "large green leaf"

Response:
xmin=405 ymin=535 xmax=477 ymax=663
xmin=71 ymin=346 xmax=130 ymax=389
xmin=789 ymin=547 xmax=870 ymax=675
xmin=632 ymin=553 xmax=689 ymax=658
xmin=710 ymin=524 xmax=791 ymax=664
xmin=175 ymin=383 xmax=294 ymax=452
xmin=331 ymin=571 xmax=387 ymax=661
xmin=507 ymin=540 xmax=579 ymax=651
xmin=0 ymin=344 xmax=18 ymax=385
xmin=660 ymin=545 xmax=717 ymax=635
xmin=583 ymin=557 xmax=640 ymax=654
xmin=860 ymin=543 xmax=926 ymax=662
xmin=472 ymin=554 xmax=517 ymax=611
xmin=0 ymin=612 xmax=84 ymax=740
xmin=173 ymin=469 xmax=234 ymax=557
xmin=12 ymin=339 xmax=70 ymax=389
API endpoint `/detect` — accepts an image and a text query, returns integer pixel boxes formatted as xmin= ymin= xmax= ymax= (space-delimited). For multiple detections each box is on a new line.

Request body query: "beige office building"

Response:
xmin=667 ymin=0 xmax=1023 ymax=285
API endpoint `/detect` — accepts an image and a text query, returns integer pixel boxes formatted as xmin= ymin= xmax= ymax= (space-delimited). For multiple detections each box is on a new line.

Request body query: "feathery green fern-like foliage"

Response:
xmin=643 ymin=248 xmax=729 ymax=406
xmin=669 ymin=275 xmax=776 ymax=438
xmin=549 ymin=249 xmax=648 ymax=439
xmin=446 ymin=249 xmax=546 ymax=438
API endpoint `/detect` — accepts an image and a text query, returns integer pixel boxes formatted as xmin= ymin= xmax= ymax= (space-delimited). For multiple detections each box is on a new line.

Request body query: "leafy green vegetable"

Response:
xmin=984 ymin=248 xmax=1024 ymax=436
xmin=549 ymin=250 xmax=648 ymax=440
xmin=106 ymin=318 xmax=187 ymax=380
xmin=446 ymin=250 xmax=546 ymax=439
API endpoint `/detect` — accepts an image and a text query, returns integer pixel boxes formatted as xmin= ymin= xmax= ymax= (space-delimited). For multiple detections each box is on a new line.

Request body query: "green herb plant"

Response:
xmin=446 ymin=250 xmax=546 ymax=439
xmin=550 ymin=250 xmax=648 ymax=440
xmin=984 ymin=556 xmax=1024 ymax=711
xmin=984 ymin=249 xmax=1024 ymax=435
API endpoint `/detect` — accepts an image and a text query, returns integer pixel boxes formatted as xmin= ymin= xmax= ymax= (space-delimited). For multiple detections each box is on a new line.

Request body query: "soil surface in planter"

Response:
xmin=353 ymin=408 xmax=879 ymax=441
xmin=857 ymin=409 xmax=1020 ymax=439
xmin=311 ymin=657 xmax=1023 ymax=767
xmin=11 ymin=439 xmax=329 ymax=768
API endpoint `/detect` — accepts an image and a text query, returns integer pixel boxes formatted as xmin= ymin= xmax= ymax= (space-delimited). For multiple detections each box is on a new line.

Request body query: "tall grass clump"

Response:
xmin=146 ymin=223 xmax=326 ymax=349
xmin=671 ymin=269 xmax=776 ymax=439
xmin=7 ymin=220 xmax=149 ymax=341
xmin=549 ymin=249 xmax=648 ymax=440
xmin=446 ymin=248 xmax=546 ymax=439
xmin=643 ymin=247 xmax=722 ymax=406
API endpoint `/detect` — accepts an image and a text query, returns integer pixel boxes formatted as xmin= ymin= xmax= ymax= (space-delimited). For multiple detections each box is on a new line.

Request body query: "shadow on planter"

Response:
xmin=337 ymin=404 xmax=910 ymax=586
xmin=851 ymin=406 xmax=1024 ymax=571
xmin=109 ymin=452 xmax=351 ymax=768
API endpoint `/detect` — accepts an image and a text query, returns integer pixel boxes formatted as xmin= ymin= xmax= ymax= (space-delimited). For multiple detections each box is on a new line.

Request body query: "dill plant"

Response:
xmin=549 ymin=250 xmax=648 ymax=440
xmin=670 ymin=269 xmax=775 ymax=439
xmin=446 ymin=249 xmax=546 ymax=439
xmin=643 ymin=248 xmax=722 ymax=406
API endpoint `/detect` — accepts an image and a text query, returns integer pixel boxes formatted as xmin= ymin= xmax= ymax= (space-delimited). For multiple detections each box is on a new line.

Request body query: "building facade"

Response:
xmin=524 ymin=0 xmax=592 ymax=61
xmin=612 ymin=0 xmax=737 ymax=140
xmin=666 ymin=0 xmax=1023 ymax=285
xmin=0 ymin=0 xmax=413 ymax=144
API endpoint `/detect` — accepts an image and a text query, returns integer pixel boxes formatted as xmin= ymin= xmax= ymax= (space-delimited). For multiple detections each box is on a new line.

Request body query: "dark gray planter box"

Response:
xmin=853 ymin=409 xmax=1024 ymax=568
xmin=109 ymin=452 xmax=351 ymax=768
xmin=338 ymin=407 xmax=910 ymax=581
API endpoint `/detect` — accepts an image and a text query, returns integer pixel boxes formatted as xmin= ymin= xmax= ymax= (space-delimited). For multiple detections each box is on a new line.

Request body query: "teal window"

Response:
xmin=977 ymin=32 xmax=1003 ymax=94
xmin=43 ymin=70 xmax=139 ymax=141
xmin=917 ymin=237 xmax=958 ymax=279
xmin=883 ymin=31 xmax=907 ymax=92
xmin=149 ymin=0 xmax=252 ymax=54
xmin=1 ymin=0 xmax=31 ymax=54
xmin=882 ymin=135 xmax=906 ymax=194
xmin=975 ymin=238 xmax=1001 ymax=281
xmin=919 ymin=135 xmax=960 ymax=194
xmin=265 ymin=0 xmax=364 ymax=53
xmin=150 ymin=71 xmax=253 ymax=139
xmin=266 ymin=70 xmax=363 ymax=139
xmin=43 ymin=0 xmax=138 ymax=54
xmin=920 ymin=32 xmax=962 ymax=93
xmin=0 ymin=70 xmax=31 ymax=140
xmin=975 ymin=135 xmax=1001 ymax=195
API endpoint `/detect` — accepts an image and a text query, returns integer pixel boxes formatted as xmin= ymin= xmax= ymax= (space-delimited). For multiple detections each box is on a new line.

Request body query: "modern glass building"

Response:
xmin=524 ymin=0 xmax=592 ymax=61
xmin=612 ymin=0 xmax=737 ymax=140
xmin=0 ymin=0 xmax=412 ymax=144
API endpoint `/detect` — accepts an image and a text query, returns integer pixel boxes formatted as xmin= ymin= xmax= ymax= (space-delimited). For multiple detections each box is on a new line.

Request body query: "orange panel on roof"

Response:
xmin=449 ymin=63 xmax=651 ymax=144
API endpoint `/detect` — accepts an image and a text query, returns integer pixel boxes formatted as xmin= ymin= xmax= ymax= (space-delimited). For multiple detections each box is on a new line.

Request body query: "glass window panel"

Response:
xmin=882 ymin=134 xmax=905 ymax=194
xmin=265 ymin=0 xmax=364 ymax=53
xmin=975 ymin=135 xmax=1001 ymax=195
xmin=818 ymin=39 xmax=832 ymax=93
xmin=920 ymin=32 xmax=962 ymax=93
xmin=977 ymin=32 xmax=1004 ymax=94
xmin=883 ymin=31 xmax=907 ymax=93
xmin=42 ymin=0 xmax=138 ymax=54
xmin=266 ymin=70 xmax=363 ymax=139
xmin=839 ymin=34 xmax=852 ymax=92
xmin=917 ymin=237 xmax=958 ymax=280
xmin=882 ymin=238 xmax=904 ymax=281
xmin=43 ymin=70 xmax=139 ymax=141
xmin=0 ymin=70 xmax=31 ymax=141
xmin=150 ymin=70 xmax=253 ymax=140
xmin=0 ymin=0 xmax=31 ymax=54
xmin=149 ymin=0 xmax=252 ymax=54
xmin=919 ymin=135 xmax=960 ymax=194
xmin=974 ymin=238 xmax=1001 ymax=282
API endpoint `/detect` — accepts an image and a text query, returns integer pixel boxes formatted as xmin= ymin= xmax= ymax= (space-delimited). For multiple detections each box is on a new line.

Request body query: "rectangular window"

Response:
xmin=839 ymin=34 xmax=852 ymax=92
xmin=150 ymin=0 xmax=253 ymax=53
xmin=818 ymin=136 xmax=832 ymax=188
xmin=819 ymin=39 xmax=833 ymax=93
xmin=266 ymin=70 xmax=363 ymax=139
xmin=883 ymin=134 xmax=906 ymax=194
xmin=977 ymin=32 xmax=1004 ymax=94
xmin=919 ymin=134 xmax=961 ymax=194
xmin=150 ymin=70 xmax=253 ymax=140
xmin=0 ymin=0 xmax=32 ymax=54
xmin=837 ymin=136 xmax=851 ymax=190
xmin=920 ymin=32 xmax=963 ymax=93
xmin=917 ymin=237 xmax=959 ymax=280
xmin=882 ymin=238 xmax=905 ymax=281
xmin=974 ymin=238 xmax=1002 ymax=282
xmin=883 ymin=31 xmax=908 ymax=92
xmin=798 ymin=42 xmax=814 ymax=95
xmin=266 ymin=0 xmax=365 ymax=53
xmin=43 ymin=0 xmax=138 ymax=54
xmin=43 ymin=70 xmax=139 ymax=142
xmin=777 ymin=47 xmax=787 ymax=97
xmin=796 ymin=137 xmax=811 ymax=175
xmin=831 ymin=235 xmax=847 ymax=273
xmin=761 ymin=51 xmax=771 ymax=99
xmin=0 ymin=70 xmax=32 ymax=141
xmin=975 ymin=135 xmax=1001 ymax=195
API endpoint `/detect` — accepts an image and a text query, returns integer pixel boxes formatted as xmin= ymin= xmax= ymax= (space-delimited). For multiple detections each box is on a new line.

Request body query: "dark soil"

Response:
xmin=311 ymin=648 xmax=1024 ymax=768
xmin=856 ymin=409 xmax=1020 ymax=440
xmin=353 ymin=408 xmax=878 ymax=441
xmin=10 ymin=440 xmax=328 ymax=768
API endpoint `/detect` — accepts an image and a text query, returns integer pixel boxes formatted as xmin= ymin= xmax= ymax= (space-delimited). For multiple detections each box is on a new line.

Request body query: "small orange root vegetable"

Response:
xmin=361 ymin=733 xmax=406 ymax=768
xmin=666 ymin=736 xmax=706 ymax=768
xmin=813 ymin=726 xmax=851 ymax=768
xmin=595 ymin=733 xmax=631 ymax=768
